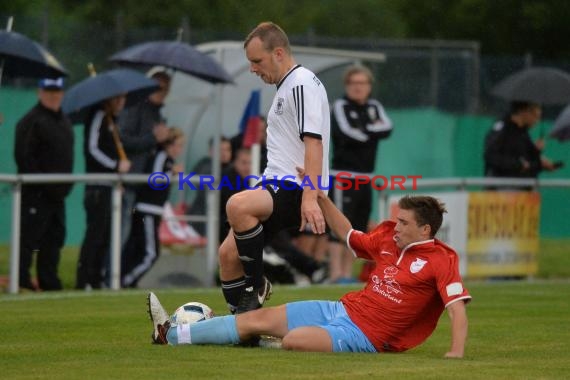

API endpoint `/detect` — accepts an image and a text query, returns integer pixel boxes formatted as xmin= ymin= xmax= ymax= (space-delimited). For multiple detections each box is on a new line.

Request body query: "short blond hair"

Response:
xmin=343 ymin=64 xmax=375 ymax=85
xmin=244 ymin=21 xmax=291 ymax=54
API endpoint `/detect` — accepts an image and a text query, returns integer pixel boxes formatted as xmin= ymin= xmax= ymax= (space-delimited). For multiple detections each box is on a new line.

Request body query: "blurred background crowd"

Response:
xmin=1 ymin=1 xmax=570 ymax=292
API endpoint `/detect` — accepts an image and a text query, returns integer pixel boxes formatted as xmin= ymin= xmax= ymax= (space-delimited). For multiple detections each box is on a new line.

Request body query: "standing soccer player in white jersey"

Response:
xmin=218 ymin=22 xmax=330 ymax=314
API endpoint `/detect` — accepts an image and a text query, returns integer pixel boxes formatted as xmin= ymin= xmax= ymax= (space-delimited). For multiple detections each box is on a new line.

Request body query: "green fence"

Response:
xmin=1 ymin=88 xmax=569 ymax=245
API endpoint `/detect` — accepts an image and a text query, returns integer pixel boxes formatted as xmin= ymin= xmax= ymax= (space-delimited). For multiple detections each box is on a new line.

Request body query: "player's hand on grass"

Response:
xmin=444 ymin=351 xmax=463 ymax=359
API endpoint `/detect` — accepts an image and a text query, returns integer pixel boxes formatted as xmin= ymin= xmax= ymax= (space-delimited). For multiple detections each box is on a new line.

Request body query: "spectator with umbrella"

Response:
xmin=484 ymin=101 xmax=562 ymax=188
xmin=117 ymin=67 xmax=171 ymax=251
xmin=76 ymin=92 xmax=131 ymax=290
xmin=61 ymin=67 xmax=158 ymax=290
xmin=485 ymin=67 xmax=567 ymax=188
xmin=14 ymin=77 xmax=73 ymax=291
xmin=109 ymin=38 xmax=233 ymax=252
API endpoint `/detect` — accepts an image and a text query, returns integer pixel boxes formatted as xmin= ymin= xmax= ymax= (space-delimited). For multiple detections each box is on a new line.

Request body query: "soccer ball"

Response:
xmin=170 ymin=302 xmax=214 ymax=324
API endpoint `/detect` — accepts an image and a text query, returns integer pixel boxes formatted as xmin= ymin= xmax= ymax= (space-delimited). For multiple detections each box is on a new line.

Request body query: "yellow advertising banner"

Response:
xmin=466 ymin=192 xmax=540 ymax=277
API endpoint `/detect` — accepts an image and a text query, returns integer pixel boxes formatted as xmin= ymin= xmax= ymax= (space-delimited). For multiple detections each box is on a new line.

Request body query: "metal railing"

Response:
xmin=0 ymin=173 xmax=219 ymax=294
xmin=376 ymin=176 xmax=570 ymax=220
xmin=1 ymin=174 xmax=569 ymax=294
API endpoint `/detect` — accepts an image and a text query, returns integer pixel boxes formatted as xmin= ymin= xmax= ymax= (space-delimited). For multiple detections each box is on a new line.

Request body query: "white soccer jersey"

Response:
xmin=264 ymin=65 xmax=330 ymax=190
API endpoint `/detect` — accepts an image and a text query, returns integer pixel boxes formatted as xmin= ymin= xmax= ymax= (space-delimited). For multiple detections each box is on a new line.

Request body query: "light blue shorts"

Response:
xmin=286 ymin=300 xmax=376 ymax=353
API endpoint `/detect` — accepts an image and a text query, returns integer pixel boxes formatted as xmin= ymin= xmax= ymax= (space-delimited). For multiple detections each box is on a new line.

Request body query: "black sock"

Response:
xmin=234 ymin=223 xmax=265 ymax=288
xmin=269 ymin=232 xmax=320 ymax=277
xmin=221 ymin=276 xmax=246 ymax=313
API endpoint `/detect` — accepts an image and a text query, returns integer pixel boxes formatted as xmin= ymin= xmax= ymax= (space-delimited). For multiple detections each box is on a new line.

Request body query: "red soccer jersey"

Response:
xmin=341 ymin=221 xmax=471 ymax=352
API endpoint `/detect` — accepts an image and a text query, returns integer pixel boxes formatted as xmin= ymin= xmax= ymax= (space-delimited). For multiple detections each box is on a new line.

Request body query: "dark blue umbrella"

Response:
xmin=109 ymin=41 xmax=233 ymax=84
xmin=62 ymin=68 xmax=159 ymax=123
xmin=0 ymin=30 xmax=68 ymax=79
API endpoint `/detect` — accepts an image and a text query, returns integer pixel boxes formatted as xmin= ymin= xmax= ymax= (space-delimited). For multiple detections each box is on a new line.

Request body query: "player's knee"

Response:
xmin=225 ymin=193 xmax=251 ymax=222
xmin=282 ymin=327 xmax=333 ymax=352
xmin=281 ymin=334 xmax=302 ymax=351
xmin=281 ymin=329 xmax=311 ymax=351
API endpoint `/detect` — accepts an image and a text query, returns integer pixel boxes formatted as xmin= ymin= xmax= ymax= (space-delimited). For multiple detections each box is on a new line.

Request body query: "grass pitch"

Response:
xmin=1 ymin=281 xmax=569 ymax=380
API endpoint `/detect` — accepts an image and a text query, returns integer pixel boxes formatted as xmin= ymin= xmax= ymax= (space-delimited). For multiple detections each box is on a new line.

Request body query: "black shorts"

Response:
xmin=328 ymin=177 xmax=372 ymax=241
xmin=260 ymin=180 xmax=303 ymax=240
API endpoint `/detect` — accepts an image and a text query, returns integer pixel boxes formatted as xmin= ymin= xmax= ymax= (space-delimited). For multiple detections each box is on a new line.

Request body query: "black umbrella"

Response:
xmin=0 ymin=30 xmax=68 ymax=79
xmin=109 ymin=41 xmax=233 ymax=84
xmin=550 ymin=104 xmax=570 ymax=141
xmin=491 ymin=67 xmax=570 ymax=106
xmin=61 ymin=68 xmax=159 ymax=123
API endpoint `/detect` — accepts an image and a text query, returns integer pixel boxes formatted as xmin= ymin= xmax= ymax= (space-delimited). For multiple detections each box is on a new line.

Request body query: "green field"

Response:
xmin=1 ymin=281 xmax=569 ymax=380
xmin=1 ymin=240 xmax=570 ymax=379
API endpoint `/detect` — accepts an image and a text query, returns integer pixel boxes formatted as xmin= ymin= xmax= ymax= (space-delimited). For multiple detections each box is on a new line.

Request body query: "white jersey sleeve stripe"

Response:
xmin=300 ymin=85 xmax=305 ymax=136
xmin=293 ymin=85 xmax=305 ymax=138
xmin=89 ymin=110 xmax=117 ymax=170
xmin=333 ymin=99 xmax=369 ymax=142
xmin=153 ymin=151 xmax=168 ymax=174
xmin=293 ymin=86 xmax=300 ymax=136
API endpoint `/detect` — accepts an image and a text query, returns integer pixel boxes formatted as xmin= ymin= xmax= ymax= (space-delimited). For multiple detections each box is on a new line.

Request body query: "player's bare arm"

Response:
xmin=301 ymin=136 xmax=326 ymax=234
xmin=445 ymin=300 xmax=468 ymax=358
xmin=316 ymin=188 xmax=353 ymax=242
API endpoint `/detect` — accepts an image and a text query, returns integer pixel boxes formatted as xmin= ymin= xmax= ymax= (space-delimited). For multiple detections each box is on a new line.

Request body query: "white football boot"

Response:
xmin=147 ymin=292 xmax=170 ymax=344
